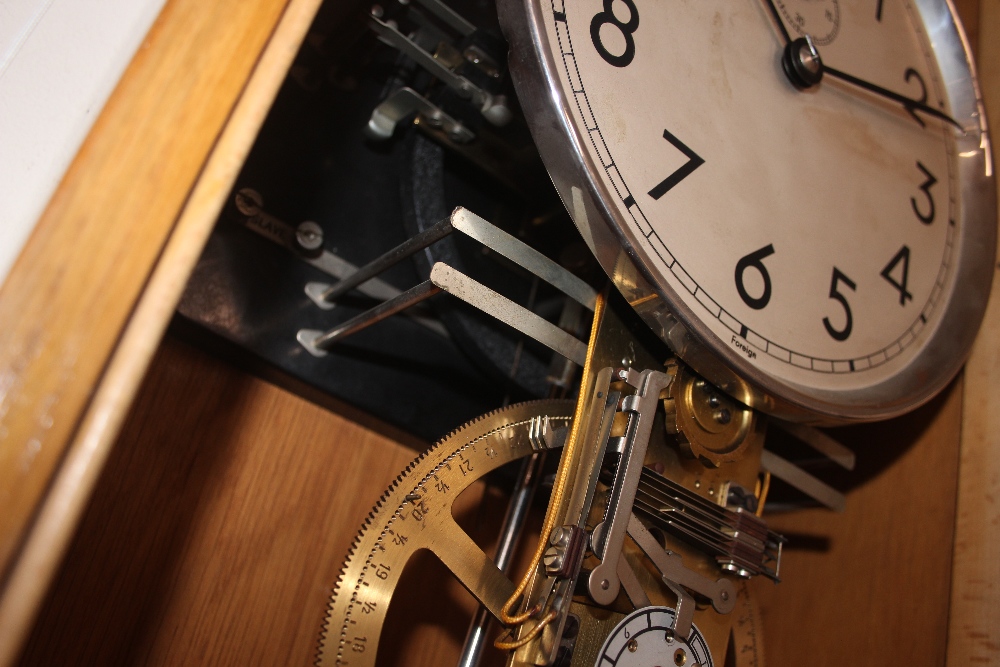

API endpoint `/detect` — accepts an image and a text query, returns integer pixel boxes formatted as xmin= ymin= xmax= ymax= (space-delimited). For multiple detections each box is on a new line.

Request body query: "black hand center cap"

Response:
xmin=782 ymin=35 xmax=824 ymax=89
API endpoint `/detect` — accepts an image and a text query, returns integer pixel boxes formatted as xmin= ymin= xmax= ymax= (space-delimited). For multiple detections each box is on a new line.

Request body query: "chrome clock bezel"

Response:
xmin=499 ymin=0 xmax=996 ymax=423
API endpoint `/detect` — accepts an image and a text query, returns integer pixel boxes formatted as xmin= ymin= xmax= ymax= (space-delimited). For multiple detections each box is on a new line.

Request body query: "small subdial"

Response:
xmin=595 ymin=607 xmax=714 ymax=667
xmin=774 ymin=0 xmax=840 ymax=45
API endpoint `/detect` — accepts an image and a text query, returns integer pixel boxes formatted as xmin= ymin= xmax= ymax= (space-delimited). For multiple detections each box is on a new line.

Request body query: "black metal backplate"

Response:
xmin=176 ymin=2 xmax=588 ymax=440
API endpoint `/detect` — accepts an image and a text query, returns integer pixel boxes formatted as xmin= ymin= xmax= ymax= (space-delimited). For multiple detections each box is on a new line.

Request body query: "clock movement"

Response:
xmin=4 ymin=1 xmax=994 ymax=666
xmin=171 ymin=1 xmax=995 ymax=666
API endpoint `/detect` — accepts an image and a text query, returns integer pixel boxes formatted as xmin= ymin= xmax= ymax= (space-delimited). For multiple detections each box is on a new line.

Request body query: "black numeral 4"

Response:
xmin=881 ymin=245 xmax=913 ymax=305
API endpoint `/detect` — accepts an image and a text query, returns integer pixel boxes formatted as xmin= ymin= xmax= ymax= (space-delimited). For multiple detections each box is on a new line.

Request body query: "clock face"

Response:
xmin=501 ymin=0 xmax=996 ymax=420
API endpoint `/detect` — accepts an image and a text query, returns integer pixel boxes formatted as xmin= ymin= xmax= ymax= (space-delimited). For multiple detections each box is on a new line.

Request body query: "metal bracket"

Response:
xmin=369 ymin=13 xmax=511 ymax=126
xmin=772 ymin=420 xmax=856 ymax=470
xmin=230 ymin=188 xmax=447 ymax=337
xmin=412 ymin=0 xmax=475 ymax=36
xmin=366 ymin=86 xmax=475 ymax=142
xmin=628 ymin=515 xmax=737 ymax=613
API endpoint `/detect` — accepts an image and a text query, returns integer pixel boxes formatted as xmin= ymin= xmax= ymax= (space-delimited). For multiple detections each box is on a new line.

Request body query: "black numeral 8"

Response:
xmin=590 ymin=0 xmax=639 ymax=68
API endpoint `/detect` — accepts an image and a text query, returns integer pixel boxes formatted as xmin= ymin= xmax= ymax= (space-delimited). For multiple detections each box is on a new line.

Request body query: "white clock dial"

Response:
xmin=502 ymin=0 xmax=995 ymax=421
xmin=595 ymin=607 xmax=714 ymax=667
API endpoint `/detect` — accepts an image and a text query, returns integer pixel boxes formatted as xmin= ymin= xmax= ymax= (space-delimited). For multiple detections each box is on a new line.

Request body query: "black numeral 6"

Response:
xmin=735 ymin=244 xmax=775 ymax=310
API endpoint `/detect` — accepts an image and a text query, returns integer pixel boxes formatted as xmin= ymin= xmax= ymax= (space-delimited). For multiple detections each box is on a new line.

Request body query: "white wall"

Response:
xmin=0 ymin=0 xmax=167 ymax=285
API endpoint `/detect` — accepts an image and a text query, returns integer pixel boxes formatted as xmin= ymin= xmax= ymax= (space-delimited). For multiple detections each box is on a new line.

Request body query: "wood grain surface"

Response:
xmin=0 ymin=0 xmax=326 ymax=662
xmin=948 ymin=0 xmax=1000 ymax=662
xmin=753 ymin=379 xmax=964 ymax=666
xmin=0 ymin=0 xmax=293 ymax=585
xmin=17 ymin=341 xmax=970 ymax=666
xmin=3 ymin=1 xmax=996 ymax=666
xmin=16 ymin=337 xmax=518 ymax=666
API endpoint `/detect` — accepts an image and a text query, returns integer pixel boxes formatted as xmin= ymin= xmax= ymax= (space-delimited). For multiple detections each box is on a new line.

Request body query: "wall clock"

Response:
xmin=500 ymin=0 xmax=995 ymax=422
xmin=3 ymin=1 xmax=996 ymax=667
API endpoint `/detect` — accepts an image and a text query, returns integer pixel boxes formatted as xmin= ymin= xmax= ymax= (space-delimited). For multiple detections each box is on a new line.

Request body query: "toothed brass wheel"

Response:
xmin=316 ymin=400 xmax=574 ymax=667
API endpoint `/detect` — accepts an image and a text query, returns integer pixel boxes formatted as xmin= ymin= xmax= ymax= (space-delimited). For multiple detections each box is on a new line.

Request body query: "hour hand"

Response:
xmin=779 ymin=32 xmax=963 ymax=131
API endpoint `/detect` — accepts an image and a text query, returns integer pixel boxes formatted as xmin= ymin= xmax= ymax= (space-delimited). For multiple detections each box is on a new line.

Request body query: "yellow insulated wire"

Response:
xmin=496 ymin=290 xmax=606 ymax=632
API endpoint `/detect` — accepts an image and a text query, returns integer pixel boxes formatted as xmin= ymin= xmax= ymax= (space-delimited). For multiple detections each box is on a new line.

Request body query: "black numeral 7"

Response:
xmin=647 ymin=129 xmax=705 ymax=200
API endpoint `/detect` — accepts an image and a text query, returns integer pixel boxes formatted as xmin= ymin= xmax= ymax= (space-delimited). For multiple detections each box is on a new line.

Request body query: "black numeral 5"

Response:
xmin=823 ymin=268 xmax=856 ymax=341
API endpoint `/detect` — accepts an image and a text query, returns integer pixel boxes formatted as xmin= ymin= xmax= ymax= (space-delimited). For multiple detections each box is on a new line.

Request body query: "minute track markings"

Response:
xmin=546 ymin=0 xmax=958 ymax=374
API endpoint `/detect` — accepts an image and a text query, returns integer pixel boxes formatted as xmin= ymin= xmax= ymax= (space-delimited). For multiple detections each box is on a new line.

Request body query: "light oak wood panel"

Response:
xmin=3 ymin=2 xmax=993 ymax=667
xmin=948 ymin=1 xmax=1000 ymax=662
xmin=0 ymin=0 xmax=328 ymax=662
xmin=0 ymin=0 xmax=296 ymax=582
xmin=753 ymin=380 xmax=964 ymax=666
xmin=17 ymin=337 xmax=518 ymax=666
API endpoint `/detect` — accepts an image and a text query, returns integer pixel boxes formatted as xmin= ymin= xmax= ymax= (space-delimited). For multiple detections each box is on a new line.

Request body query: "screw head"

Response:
xmin=296 ymin=221 xmax=324 ymax=251
xmin=627 ymin=639 xmax=638 ymax=653
xmin=234 ymin=188 xmax=263 ymax=215
xmin=714 ymin=408 xmax=732 ymax=425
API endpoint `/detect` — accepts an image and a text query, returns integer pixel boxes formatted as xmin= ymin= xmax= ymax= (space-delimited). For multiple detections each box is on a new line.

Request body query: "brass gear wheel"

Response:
xmin=316 ymin=399 xmax=575 ymax=667
xmin=662 ymin=365 xmax=762 ymax=467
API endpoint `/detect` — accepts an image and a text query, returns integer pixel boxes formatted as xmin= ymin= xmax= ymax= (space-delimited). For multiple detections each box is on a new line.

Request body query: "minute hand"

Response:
xmin=822 ymin=64 xmax=963 ymax=130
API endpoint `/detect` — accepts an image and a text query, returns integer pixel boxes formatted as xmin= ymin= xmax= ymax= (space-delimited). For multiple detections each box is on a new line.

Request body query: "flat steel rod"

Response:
xmin=313 ymin=280 xmax=441 ymax=349
xmin=415 ymin=0 xmax=476 ymax=35
xmin=319 ymin=217 xmax=452 ymax=302
xmin=452 ymin=208 xmax=597 ymax=311
xmin=431 ymin=263 xmax=588 ymax=366
xmin=773 ymin=420 xmax=856 ymax=470
xmin=761 ymin=449 xmax=846 ymax=512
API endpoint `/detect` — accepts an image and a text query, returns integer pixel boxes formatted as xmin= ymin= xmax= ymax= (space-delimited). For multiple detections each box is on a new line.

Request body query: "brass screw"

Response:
xmin=627 ymin=639 xmax=638 ymax=653
xmin=674 ymin=647 xmax=687 ymax=665
xmin=714 ymin=408 xmax=732 ymax=424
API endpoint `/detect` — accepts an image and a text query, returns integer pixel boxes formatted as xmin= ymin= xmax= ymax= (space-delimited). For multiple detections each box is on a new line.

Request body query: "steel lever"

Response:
xmin=587 ymin=367 xmax=674 ymax=605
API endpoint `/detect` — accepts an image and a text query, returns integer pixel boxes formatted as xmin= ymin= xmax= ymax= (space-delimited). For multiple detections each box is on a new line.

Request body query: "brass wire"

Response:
xmin=755 ymin=471 xmax=771 ymax=517
xmin=493 ymin=610 xmax=559 ymax=650
xmin=495 ymin=291 xmax=606 ymax=632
